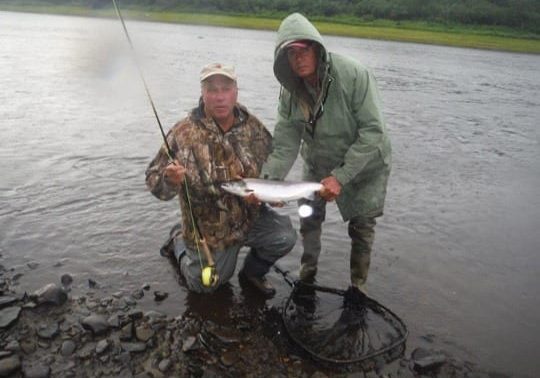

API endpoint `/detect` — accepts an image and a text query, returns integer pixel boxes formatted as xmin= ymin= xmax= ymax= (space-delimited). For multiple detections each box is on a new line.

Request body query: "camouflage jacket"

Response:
xmin=146 ymin=101 xmax=272 ymax=252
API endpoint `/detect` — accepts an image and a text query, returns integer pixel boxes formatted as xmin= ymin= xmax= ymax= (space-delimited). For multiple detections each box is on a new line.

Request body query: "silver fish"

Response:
xmin=221 ymin=178 xmax=323 ymax=203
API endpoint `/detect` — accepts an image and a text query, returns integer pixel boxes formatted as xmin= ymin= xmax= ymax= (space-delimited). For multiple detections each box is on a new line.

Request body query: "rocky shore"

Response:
xmin=0 ymin=261 xmax=493 ymax=378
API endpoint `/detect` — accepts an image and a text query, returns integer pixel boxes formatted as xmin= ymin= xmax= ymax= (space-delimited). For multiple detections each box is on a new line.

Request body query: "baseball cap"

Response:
xmin=200 ymin=63 xmax=237 ymax=82
xmin=283 ymin=39 xmax=312 ymax=49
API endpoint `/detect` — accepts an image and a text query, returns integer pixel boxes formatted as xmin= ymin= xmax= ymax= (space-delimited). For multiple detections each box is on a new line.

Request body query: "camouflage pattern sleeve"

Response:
xmin=145 ymin=123 xmax=183 ymax=201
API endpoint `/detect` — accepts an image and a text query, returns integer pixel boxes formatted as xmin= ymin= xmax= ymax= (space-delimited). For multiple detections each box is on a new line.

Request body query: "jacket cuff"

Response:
xmin=331 ymin=168 xmax=352 ymax=187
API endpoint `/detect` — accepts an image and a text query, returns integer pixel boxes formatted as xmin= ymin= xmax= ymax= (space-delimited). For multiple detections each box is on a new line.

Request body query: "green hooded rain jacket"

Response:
xmin=261 ymin=13 xmax=392 ymax=221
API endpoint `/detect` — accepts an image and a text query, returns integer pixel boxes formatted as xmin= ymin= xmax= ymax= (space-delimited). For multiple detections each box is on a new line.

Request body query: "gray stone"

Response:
xmin=0 ymin=306 xmax=21 ymax=328
xmin=0 ymin=296 xmax=17 ymax=309
xmin=60 ymin=340 xmax=76 ymax=356
xmin=22 ymin=363 xmax=51 ymax=378
xmin=96 ymin=339 xmax=109 ymax=354
xmin=153 ymin=291 xmax=168 ymax=301
xmin=121 ymin=342 xmax=146 ymax=353
xmin=127 ymin=310 xmax=143 ymax=320
xmin=60 ymin=274 xmax=73 ymax=287
xmin=182 ymin=336 xmax=198 ymax=352
xmin=30 ymin=284 xmax=67 ymax=306
xmin=135 ymin=324 xmax=155 ymax=342
xmin=120 ymin=322 xmax=133 ymax=341
xmin=411 ymin=347 xmax=447 ymax=372
xmin=158 ymin=358 xmax=171 ymax=372
xmin=131 ymin=289 xmax=144 ymax=300
xmin=107 ymin=314 xmax=121 ymax=328
xmin=20 ymin=339 xmax=36 ymax=354
xmin=37 ymin=322 xmax=59 ymax=339
xmin=81 ymin=314 xmax=109 ymax=335
xmin=0 ymin=355 xmax=21 ymax=377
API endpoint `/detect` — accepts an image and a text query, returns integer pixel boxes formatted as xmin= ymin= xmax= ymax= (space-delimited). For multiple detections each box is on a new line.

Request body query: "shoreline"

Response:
xmin=1 ymin=5 xmax=539 ymax=54
xmin=0 ymin=258 xmax=493 ymax=377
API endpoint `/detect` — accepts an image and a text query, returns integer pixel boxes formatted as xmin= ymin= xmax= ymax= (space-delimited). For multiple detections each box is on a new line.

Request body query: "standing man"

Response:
xmin=146 ymin=63 xmax=296 ymax=296
xmin=261 ymin=14 xmax=391 ymax=293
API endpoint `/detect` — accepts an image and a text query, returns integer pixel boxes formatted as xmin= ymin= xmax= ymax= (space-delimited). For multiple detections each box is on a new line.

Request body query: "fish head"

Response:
xmin=221 ymin=180 xmax=253 ymax=197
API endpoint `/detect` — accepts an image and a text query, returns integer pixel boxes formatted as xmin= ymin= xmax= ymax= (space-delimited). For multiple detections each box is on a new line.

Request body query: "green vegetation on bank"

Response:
xmin=1 ymin=2 xmax=539 ymax=54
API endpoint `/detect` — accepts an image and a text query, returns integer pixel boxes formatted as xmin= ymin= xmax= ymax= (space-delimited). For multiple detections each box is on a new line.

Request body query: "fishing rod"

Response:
xmin=111 ymin=0 xmax=218 ymax=287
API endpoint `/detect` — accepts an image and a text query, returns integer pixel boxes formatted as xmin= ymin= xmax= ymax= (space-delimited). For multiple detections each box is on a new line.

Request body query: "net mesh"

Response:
xmin=282 ymin=282 xmax=408 ymax=365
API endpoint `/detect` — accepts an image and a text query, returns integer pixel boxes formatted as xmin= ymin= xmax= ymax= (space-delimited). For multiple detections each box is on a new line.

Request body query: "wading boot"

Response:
xmin=238 ymin=270 xmax=276 ymax=298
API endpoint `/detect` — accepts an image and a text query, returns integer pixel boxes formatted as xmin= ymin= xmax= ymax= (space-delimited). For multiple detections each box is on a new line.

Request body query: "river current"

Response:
xmin=1 ymin=11 xmax=539 ymax=377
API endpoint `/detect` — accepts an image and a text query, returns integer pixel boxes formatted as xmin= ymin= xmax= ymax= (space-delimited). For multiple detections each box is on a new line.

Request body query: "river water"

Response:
xmin=1 ymin=11 xmax=539 ymax=377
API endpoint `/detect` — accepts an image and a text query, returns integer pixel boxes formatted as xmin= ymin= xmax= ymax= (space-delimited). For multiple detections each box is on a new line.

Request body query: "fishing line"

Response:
xmin=111 ymin=0 xmax=172 ymax=160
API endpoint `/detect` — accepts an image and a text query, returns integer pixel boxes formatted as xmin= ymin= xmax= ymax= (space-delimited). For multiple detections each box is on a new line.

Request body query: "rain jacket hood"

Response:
xmin=274 ymin=13 xmax=328 ymax=95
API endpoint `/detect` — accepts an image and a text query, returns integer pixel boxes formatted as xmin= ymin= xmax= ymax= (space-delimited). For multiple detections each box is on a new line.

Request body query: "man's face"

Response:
xmin=287 ymin=44 xmax=318 ymax=81
xmin=201 ymin=75 xmax=238 ymax=122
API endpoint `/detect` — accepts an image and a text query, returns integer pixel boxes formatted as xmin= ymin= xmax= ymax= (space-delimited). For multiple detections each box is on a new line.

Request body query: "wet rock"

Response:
xmin=4 ymin=341 xmax=19 ymax=352
xmin=96 ymin=339 xmax=110 ymax=354
xmin=182 ymin=336 xmax=198 ymax=352
xmin=153 ymin=291 xmax=168 ymax=301
xmin=128 ymin=310 xmax=143 ymax=320
xmin=141 ymin=283 xmax=150 ymax=291
xmin=27 ymin=262 xmax=39 ymax=270
xmin=121 ymin=342 xmax=146 ymax=353
xmin=131 ymin=289 xmax=144 ymax=300
xmin=81 ymin=314 xmax=110 ymax=336
xmin=30 ymin=284 xmax=67 ymax=306
xmin=20 ymin=339 xmax=36 ymax=354
xmin=107 ymin=314 xmax=121 ymax=328
xmin=78 ymin=343 xmax=95 ymax=359
xmin=0 ymin=296 xmax=17 ymax=309
xmin=411 ymin=347 xmax=447 ymax=372
xmin=120 ymin=322 xmax=133 ymax=341
xmin=115 ymin=351 xmax=131 ymax=365
xmin=88 ymin=279 xmax=98 ymax=289
xmin=158 ymin=358 xmax=171 ymax=372
xmin=22 ymin=363 xmax=50 ymax=378
xmin=0 ymin=306 xmax=21 ymax=328
xmin=0 ymin=355 xmax=21 ymax=377
xmin=220 ymin=348 xmax=239 ymax=367
xmin=37 ymin=322 xmax=59 ymax=339
xmin=60 ymin=340 xmax=76 ymax=356
xmin=60 ymin=274 xmax=73 ymax=287
xmin=100 ymin=297 xmax=113 ymax=307
xmin=135 ymin=324 xmax=155 ymax=342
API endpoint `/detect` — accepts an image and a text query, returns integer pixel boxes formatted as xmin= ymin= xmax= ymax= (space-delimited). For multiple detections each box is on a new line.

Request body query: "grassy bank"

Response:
xmin=2 ymin=4 xmax=540 ymax=54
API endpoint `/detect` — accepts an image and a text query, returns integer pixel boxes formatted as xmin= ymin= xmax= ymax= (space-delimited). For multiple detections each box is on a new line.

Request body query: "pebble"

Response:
xmin=0 ymin=306 xmax=21 ymax=328
xmin=0 ymin=355 xmax=21 ymax=377
xmin=81 ymin=314 xmax=110 ymax=336
xmin=0 ymin=296 xmax=17 ymax=308
xmin=96 ymin=339 xmax=110 ymax=354
xmin=37 ymin=322 xmax=59 ymax=339
xmin=153 ymin=291 xmax=168 ymax=301
xmin=30 ymin=284 xmax=67 ymax=306
xmin=60 ymin=274 xmax=73 ymax=287
xmin=22 ymin=363 xmax=50 ymax=378
xmin=121 ymin=342 xmax=146 ymax=353
xmin=61 ymin=340 xmax=77 ymax=356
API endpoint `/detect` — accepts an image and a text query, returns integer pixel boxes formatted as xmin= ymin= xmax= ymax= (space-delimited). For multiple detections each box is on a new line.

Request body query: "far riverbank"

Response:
xmin=1 ymin=4 xmax=539 ymax=54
